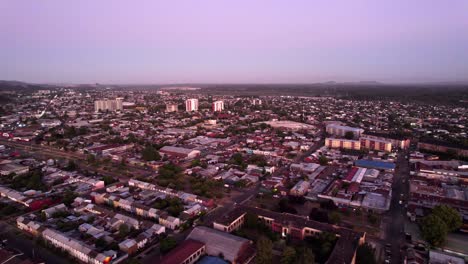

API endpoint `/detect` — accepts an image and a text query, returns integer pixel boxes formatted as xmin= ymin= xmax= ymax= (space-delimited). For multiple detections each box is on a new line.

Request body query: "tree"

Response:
xmin=102 ymin=175 xmax=116 ymax=185
xmin=62 ymin=190 xmax=77 ymax=206
xmin=119 ymin=224 xmax=130 ymax=238
xmin=278 ymin=198 xmax=297 ymax=214
xmin=328 ymin=211 xmax=341 ymax=224
xmin=160 ymin=237 xmax=177 ymax=253
xmin=317 ymin=232 xmax=337 ymax=258
xmin=431 ymin=205 xmax=462 ymax=232
xmin=95 ymin=237 xmax=107 ymax=248
xmin=281 ymin=246 xmax=297 ymax=264
xmin=86 ymin=154 xmax=96 ymax=164
xmin=297 ymin=247 xmax=315 ymax=264
xmin=356 ymin=243 xmax=377 ymax=264
xmin=244 ymin=212 xmax=259 ymax=229
xmin=421 ymin=214 xmax=447 ymax=247
xmin=367 ymin=212 xmax=379 ymax=225
xmin=309 ymin=208 xmax=329 ymax=223
xmin=344 ymin=131 xmax=355 ymax=139
xmin=256 ymin=236 xmax=273 ymax=264
xmin=142 ymin=146 xmax=161 ymax=161
xmin=318 ymin=155 xmax=328 ymax=166
xmin=64 ymin=160 xmax=77 ymax=171
xmin=320 ymin=200 xmax=337 ymax=211
xmin=190 ymin=159 xmax=201 ymax=168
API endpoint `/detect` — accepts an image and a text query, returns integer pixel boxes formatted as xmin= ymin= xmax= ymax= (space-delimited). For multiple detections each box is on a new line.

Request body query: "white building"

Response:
xmin=326 ymin=124 xmax=364 ymax=139
xmin=94 ymin=98 xmax=123 ymax=112
xmin=165 ymin=104 xmax=178 ymax=112
xmin=185 ymin=98 xmax=199 ymax=112
xmin=42 ymin=228 xmax=115 ymax=264
xmin=252 ymin=98 xmax=262 ymax=105
xmin=212 ymin=100 xmax=224 ymax=112
xmin=290 ymin=180 xmax=310 ymax=196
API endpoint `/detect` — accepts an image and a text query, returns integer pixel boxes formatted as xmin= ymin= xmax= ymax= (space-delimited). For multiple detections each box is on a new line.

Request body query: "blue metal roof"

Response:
xmin=198 ymin=256 xmax=229 ymax=264
xmin=355 ymin=159 xmax=396 ymax=170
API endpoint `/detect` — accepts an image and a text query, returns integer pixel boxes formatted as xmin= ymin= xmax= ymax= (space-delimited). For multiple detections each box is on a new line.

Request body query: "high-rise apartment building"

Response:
xmin=166 ymin=104 xmax=178 ymax=112
xmin=212 ymin=100 xmax=224 ymax=112
xmin=252 ymin=98 xmax=262 ymax=105
xmin=185 ymin=99 xmax=199 ymax=112
xmin=94 ymin=98 xmax=124 ymax=112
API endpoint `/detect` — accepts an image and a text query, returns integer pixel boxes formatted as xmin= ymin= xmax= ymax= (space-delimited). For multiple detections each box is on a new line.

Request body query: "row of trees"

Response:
xmin=152 ymin=197 xmax=184 ymax=217
xmin=256 ymin=236 xmax=316 ymax=264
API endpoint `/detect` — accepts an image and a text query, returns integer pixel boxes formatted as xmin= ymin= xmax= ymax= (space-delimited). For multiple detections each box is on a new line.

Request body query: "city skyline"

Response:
xmin=2 ymin=0 xmax=468 ymax=84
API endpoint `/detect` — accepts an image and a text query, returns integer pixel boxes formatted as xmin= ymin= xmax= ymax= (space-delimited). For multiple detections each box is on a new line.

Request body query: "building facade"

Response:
xmin=325 ymin=138 xmax=361 ymax=150
xmin=360 ymin=137 xmax=392 ymax=152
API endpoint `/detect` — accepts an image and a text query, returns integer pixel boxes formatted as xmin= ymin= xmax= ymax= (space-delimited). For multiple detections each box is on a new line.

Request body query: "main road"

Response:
xmin=384 ymin=151 xmax=410 ymax=264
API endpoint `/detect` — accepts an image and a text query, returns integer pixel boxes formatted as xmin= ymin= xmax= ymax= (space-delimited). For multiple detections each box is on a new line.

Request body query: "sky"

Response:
xmin=1 ymin=0 xmax=468 ymax=84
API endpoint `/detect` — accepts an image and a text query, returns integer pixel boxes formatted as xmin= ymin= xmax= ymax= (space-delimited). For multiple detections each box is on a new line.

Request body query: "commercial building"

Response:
xmin=187 ymin=226 xmax=255 ymax=264
xmin=212 ymin=100 xmax=224 ymax=112
xmin=326 ymin=124 xmax=364 ymax=139
xmin=325 ymin=138 xmax=361 ymax=150
xmin=159 ymin=239 xmax=206 ymax=264
xmin=166 ymin=104 xmax=178 ymax=112
xmin=0 ymin=163 xmax=29 ymax=176
xmin=0 ymin=186 xmax=29 ymax=207
xmin=94 ymin=98 xmax=123 ymax=112
xmin=260 ymin=120 xmax=316 ymax=131
xmin=289 ymin=180 xmax=310 ymax=196
xmin=185 ymin=99 xmax=199 ymax=112
xmin=354 ymin=159 xmax=396 ymax=171
xmin=160 ymin=146 xmax=201 ymax=159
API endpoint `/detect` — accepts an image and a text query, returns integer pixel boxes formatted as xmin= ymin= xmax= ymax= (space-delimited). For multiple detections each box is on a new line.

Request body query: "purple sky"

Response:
xmin=1 ymin=0 xmax=468 ymax=84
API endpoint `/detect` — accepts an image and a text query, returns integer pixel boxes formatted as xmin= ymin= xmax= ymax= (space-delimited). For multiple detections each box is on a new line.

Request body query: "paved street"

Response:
xmin=384 ymin=151 xmax=410 ymax=264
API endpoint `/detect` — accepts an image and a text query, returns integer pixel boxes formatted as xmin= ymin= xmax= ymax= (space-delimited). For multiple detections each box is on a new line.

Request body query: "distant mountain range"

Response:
xmin=1 ymin=80 xmax=468 ymax=89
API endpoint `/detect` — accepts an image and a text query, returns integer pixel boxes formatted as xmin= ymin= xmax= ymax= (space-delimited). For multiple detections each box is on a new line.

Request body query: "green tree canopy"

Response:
xmin=431 ymin=205 xmax=462 ymax=232
xmin=297 ymin=247 xmax=315 ymax=264
xmin=318 ymin=155 xmax=329 ymax=166
xmin=356 ymin=243 xmax=377 ymax=264
xmin=142 ymin=145 xmax=161 ymax=161
xmin=256 ymin=236 xmax=273 ymax=264
xmin=421 ymin=214 xmax=448 ymax=247
xmin=160 ymin=237 xmax=177 ymax=253
xmin=281 ymin=246 xmax=297 ymax=264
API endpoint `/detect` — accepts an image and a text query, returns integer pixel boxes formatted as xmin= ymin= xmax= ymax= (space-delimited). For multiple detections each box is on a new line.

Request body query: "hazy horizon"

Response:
xmin=2 ymin=0 xmax=468 ymax=84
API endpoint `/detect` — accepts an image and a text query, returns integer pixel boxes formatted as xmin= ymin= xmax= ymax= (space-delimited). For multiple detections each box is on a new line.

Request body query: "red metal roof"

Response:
xmin=157 ymin=239 xmax=205 ymax=264
xmin=344 ymin=167 xmax=358 ymax=182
